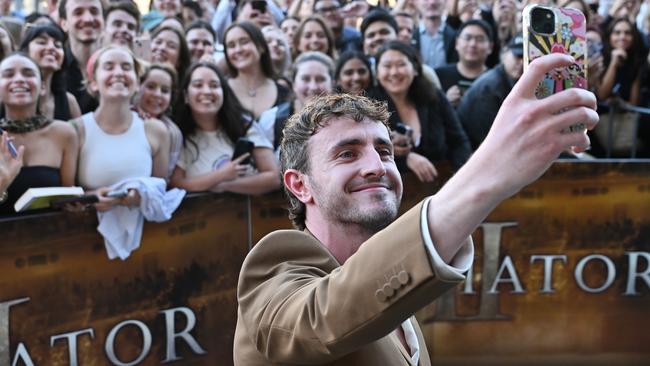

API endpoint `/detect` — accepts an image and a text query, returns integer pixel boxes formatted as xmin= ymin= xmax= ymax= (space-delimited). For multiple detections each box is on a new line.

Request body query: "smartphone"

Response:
xmin=0 ymin=127 xmax=18 ymax=158
xmin=134 ymin=36 xmax=151 ymax=61
xmin=251 ymin=0 xmax=267 ymax=13
xmin=457 ymin=79 xmax=474 ymax=95
xmin=50 ymin=195 xmax=99 ymax=209
xmin=106 ymin=189 xmax=129 ymax=198
xmin=232 ymin=138 xmax=254 ymax=165
xmin=522 ymin=5 xmax=588 ymax=99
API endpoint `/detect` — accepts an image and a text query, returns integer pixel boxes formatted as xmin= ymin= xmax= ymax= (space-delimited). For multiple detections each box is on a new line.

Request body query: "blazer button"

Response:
xmin=382 ymin=284 xmax=395 ymax=297
xmin=397 ymin=271 xmax=410 ymax=285
xmin=375 ymin=289 xmax=387 ymax=302
xmin=390 ymin=276 xmax=401 ymax=290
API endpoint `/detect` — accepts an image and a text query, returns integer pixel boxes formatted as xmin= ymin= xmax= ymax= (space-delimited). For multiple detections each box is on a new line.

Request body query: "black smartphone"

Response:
xmin=393 ymin=123 xmax=412 ymax=137
xmin=251 ymin=0 xmax=267 ymax=13
xmin=50 ymin=195 xmax=100 ymax=209
xmin=457 ymin=80 xmax=473 ymax=94
xmin=232 ymin=138 xmax=254 ymax=165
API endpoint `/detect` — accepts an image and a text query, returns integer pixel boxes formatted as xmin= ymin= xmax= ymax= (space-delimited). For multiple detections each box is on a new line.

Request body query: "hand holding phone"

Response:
xmin=232 ymin=138 xmax=255 ymax=165
xmin=105 ymin=189 xmax=129 ymax=198
xmin=523 ymin=5 xmax=587 ymax=99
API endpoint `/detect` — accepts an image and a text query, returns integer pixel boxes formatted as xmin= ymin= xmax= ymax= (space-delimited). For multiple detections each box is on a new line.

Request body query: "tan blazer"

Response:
xmin=234 ymin=201 xmax=465 ymax=365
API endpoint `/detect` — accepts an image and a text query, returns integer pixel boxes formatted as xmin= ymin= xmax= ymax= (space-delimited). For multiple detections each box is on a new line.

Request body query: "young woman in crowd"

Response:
xmin=74 ymin=46 xmax=170 ymax=211
xmin=151 ymin=26 xmax=191 ymax=80
xmin=370 ymin=41 xmax=471 ymax=182
xmin=0 ymin=53 xmax=78 ymax=215
xmin=257 ymin=51 xmax=335 ymax=155
xmin=334 ymin=50 xmax=373 ymax=95
xmin=598 ymin=18 xmax=645 ymax=105
xmin=19 ymin=24 xmax=81 ymax=121
xmin=261 ymin=25 xmax=292 ymax=80
xmin=293 ymin=15 xmax=336 ymax=59
xmin=223 ymin=21 xmax=290 ymax=119
xmin=170 ymin=62 xmax=280 ymax=194
xmin=135 ymin=63 xmax=183 ymax=179
xmin=280 ymin=16 xmax=300 ymax=54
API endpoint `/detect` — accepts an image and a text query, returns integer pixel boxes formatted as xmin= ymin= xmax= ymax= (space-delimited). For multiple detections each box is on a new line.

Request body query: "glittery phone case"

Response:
xmin=523 ymin=5 xmax=588 ymax=99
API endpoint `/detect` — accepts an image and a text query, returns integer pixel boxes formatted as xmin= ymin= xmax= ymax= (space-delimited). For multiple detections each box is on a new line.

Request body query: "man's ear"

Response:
xmin=59 ymin=18 xmax=68 ymax=33
xmin=284 ymin=169 xmax=314 ymax=205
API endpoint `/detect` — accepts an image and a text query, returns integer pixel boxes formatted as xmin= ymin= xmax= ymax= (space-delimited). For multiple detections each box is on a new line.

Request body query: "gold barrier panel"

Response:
xmin=0 ymin=193 xmax=249 ymax=365
xmin=0 ymin=161 xmax=648 ymax=365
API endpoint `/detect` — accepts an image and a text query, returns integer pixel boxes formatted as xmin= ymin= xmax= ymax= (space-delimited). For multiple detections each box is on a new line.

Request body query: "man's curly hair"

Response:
xmin=279 ymin=94 xmax=391 ymax=230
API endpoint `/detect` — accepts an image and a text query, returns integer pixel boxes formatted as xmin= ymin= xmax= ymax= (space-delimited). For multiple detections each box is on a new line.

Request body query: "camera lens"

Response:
xmin=530 ymin=7 xmax=555 ymax=35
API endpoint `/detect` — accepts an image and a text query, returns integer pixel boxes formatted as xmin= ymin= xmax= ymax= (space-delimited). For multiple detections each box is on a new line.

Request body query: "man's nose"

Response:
xmin=360 ymin=148 xmax=387 ymax=177
xmin=81 ymin=10 xmax=94 ymax=23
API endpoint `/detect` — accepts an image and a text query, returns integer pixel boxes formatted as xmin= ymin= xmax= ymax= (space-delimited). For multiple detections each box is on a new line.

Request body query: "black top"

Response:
xmin=65 ymin=46 xmax=99 ymax=114
xmin=370 ymin=87 xmax=472 ymax=171
xmin=457 ymin=64 xmax=515 ymax=150
xmin=434 ymin=64 xmax=479 ymax=93
xmin=0 ymin=166 xmax=62 ymax=216
xmin=53 ymin=89 xmax=72 ymax=121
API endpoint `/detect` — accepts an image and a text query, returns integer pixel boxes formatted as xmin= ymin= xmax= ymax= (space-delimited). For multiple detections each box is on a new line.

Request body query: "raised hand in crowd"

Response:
xmin=0 ymin=132 xmax=23 ymax=195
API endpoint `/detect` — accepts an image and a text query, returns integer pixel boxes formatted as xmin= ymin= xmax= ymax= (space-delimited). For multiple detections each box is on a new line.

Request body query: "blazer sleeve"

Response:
xmin=237 ymin=201 xmax=469 ymax=364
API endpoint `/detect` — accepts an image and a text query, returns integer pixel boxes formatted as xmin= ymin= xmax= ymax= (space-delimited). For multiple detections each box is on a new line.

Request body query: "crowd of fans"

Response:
xmin=0 ymin=0 xmax=650 ymax=216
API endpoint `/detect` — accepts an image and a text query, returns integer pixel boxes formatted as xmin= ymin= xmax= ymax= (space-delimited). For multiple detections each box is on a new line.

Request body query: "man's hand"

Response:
xmin=476 ymin=53 xmax=598 ymax=199
xmin=446 ymin=85 xmax=462 ymax=106
xmin=427 ymin=53 xmax=599 ymax=265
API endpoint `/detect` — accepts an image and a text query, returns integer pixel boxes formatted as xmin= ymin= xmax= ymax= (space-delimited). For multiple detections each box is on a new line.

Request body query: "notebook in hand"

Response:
xmin=14 ymin=186 xmax=89 ymax=212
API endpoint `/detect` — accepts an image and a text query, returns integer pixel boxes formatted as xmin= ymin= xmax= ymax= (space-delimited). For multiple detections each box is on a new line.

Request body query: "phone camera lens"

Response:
xmin=531 ymin=7 xmax=555 ymax=35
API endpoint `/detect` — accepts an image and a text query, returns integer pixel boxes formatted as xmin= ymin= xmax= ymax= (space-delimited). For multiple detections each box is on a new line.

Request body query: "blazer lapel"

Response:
xmin=389 ymin=328 xmax=417 ymax=366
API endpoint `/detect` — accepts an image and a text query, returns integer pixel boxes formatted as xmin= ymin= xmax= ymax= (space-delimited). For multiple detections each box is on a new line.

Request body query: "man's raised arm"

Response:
xmin=428 ymin=53 xmax=598 ymax=264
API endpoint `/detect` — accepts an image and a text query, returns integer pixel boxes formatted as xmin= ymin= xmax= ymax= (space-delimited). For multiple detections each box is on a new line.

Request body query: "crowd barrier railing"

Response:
xmin=0 ymin=160 xmax=648 ymax=365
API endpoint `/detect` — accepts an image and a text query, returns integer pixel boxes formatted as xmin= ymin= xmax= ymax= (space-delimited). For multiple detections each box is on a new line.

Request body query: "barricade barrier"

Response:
xmin=0 ymin=161 xmax=648 ymax=365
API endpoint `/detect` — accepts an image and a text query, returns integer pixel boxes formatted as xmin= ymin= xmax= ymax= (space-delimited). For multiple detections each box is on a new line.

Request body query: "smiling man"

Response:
xmin=234 ymin=53 xmax=599 ymax=365
xmin=59 ymin=0 xmax=104 ymax=113
xmin=103 ymin=0 xmax=140 ymax=50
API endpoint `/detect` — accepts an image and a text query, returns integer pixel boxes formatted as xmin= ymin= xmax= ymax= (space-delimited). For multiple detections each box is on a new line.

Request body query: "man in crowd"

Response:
xmin=458 ymin=34 xmax=524 ymax=150
xmin=314 ymin=0 xmax=362 ymax=53
xmin=415 ymin=0 xmax=457 ymax=69
xmin=435 ymin=19 xmax=493 ymax=107
xmin=360 ymin=9 xmax=398 ymax=58
xmin=59 ymin=0 xmax=104 ymax=113
xmin=392 ymin=10 xmax=417 ymax=49
xmin=104 ymin=0 xmax=140 ymax=50
xmin=234 ymin=53 xmax=598 ymax=364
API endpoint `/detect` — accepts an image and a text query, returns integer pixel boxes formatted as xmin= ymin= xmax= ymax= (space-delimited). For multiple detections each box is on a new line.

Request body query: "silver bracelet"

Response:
xmin=0 ymin=190 xmax=7 ymax=204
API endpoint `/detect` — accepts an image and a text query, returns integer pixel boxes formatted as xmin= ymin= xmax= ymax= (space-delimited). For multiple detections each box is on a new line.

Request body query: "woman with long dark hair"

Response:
xmin=370 ymin=41 xmax=471 ymax=182
xmin=0 ymin=53 xmax=78 ymax=215
xmin=151 ymin=26 xmax=191 ymax=81
xmin=598 ymin=18 xmax=645 ymax=104
xmin=223 ymin=21 xmax=290 ymax=119
xmin=19 ymin=23 xmax=81 ymax=121
xmin=170 ymin=62 xmax=280 ymax=194
xmin=334 ymin=50 xmax=373 ymax=95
